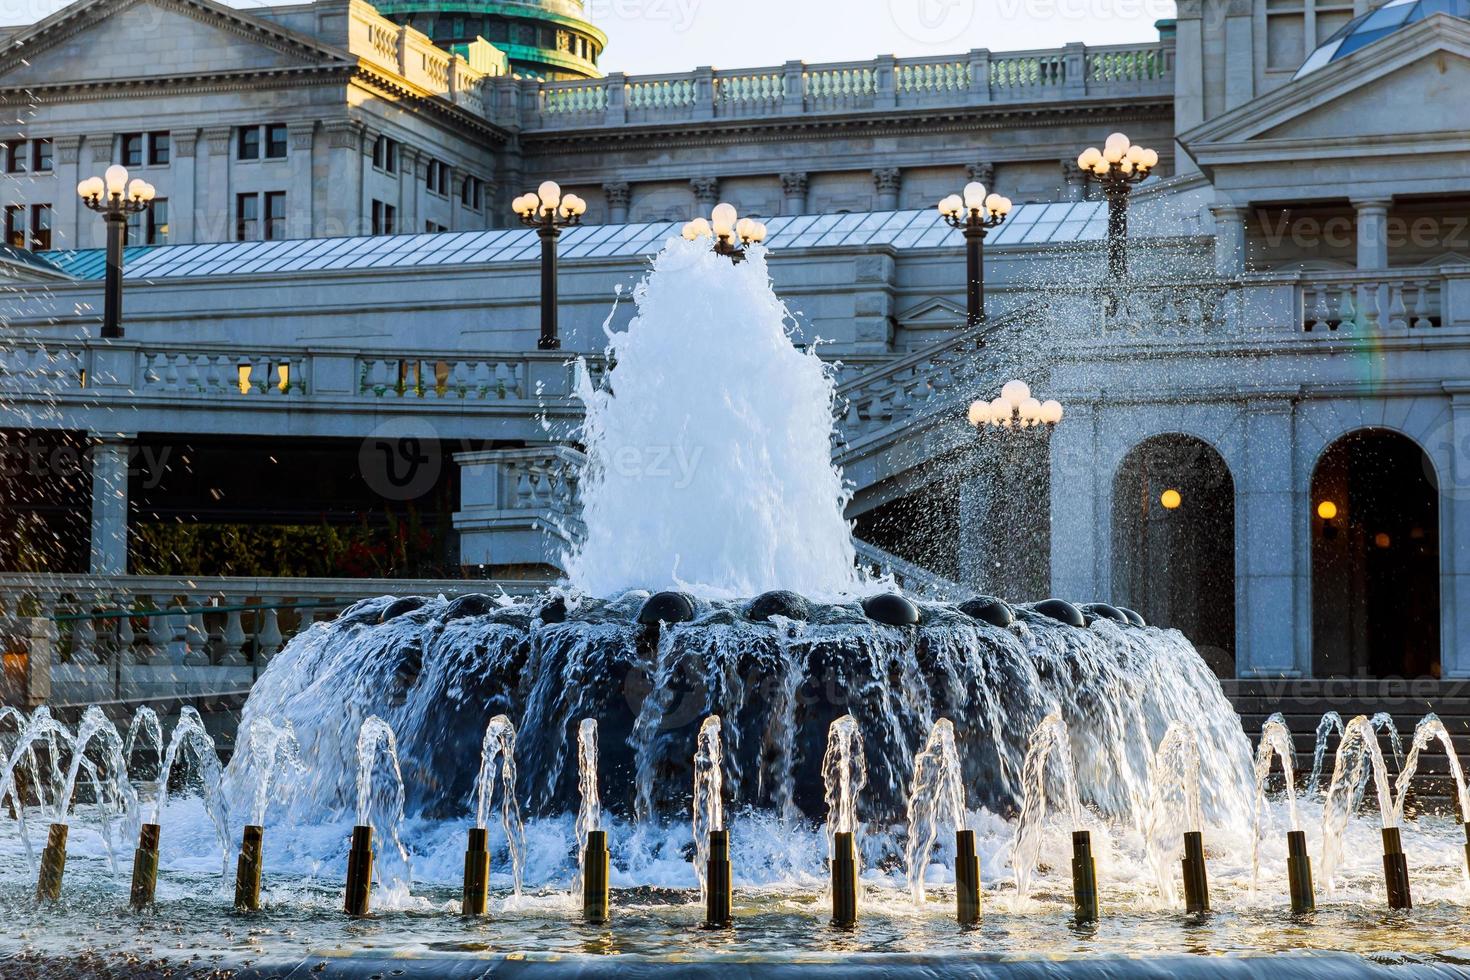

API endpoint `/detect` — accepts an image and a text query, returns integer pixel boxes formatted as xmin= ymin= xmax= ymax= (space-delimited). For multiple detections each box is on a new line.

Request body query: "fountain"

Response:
xmin=822 ymin=714 xmax=865 ymax=927
xmin=1145 ymin=721 xmax=1207 ymax=912
xmin=231 ymin=717 xmax=304 ymax=910
xmin=693 ymin=715 xmax=731 ymax=927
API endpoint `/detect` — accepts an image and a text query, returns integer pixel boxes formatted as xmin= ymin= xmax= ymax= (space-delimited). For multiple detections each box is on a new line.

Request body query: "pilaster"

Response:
xmin=170 ymin=129 xmax=198 ymax=244
xmin=53 ymin=136 xmax=82 ymax=248
xmin=203 ymin=126 xmax=233 ymax=242
xmin=1240 ymin=393 xmax=1303 ymax=677
xmin=288 ymin=122 xmax=316 ymax=240
xmin=88 ymin=434 xmax=133 ymax=576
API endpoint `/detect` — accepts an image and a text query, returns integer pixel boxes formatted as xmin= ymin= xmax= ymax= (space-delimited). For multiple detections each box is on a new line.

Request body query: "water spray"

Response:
xmin=823 ymin=715 xmax=865 ymax=929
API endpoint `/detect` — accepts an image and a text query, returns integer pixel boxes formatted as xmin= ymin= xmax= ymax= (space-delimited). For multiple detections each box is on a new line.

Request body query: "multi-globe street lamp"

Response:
xmin=77 ymin=165 xmax=157 ymax=340
xmin=967 ymin=379 xmax=1063 ymax=430
xmin=1076 ymin=132 xmax=1158 ymax=281
xmin=682 ymin=203 xmax=767 ymax=263
xmin=939 ymin=182 xmax=1012 ymax=326
xmin=513 ymin=181 xmax=587 ymax=351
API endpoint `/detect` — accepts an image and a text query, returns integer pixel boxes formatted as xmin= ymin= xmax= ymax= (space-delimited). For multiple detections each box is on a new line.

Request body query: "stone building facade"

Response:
xmin=1 ymin=0 xmax=1469 ymax=685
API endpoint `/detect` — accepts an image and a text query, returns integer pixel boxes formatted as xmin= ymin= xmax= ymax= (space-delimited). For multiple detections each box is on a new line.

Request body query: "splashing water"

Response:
xmin=822 ymin=714 xmax=866 ymax=874
xmin=1391 ymin=713 xmax=1469 ymax=828
xmin=355 ymin=716 xmax=413 ymax=898
xmin=1144 ymin=722 xmax=1202 ymax=906
xmin=123 ymin=707 xmax=164 ymax=784
xmin=1307 ymin=710 xmax=1404 ymax=799
xmin=1320 ymin=714 xmax=1395 ymax=892
xmin=53 ymin=706 xmax=134 ymax=874
xmin=236 ymin=717 xmax=306 ymax=827
xmin=692 ymin=715 xmax=724 ymax=902
xmin=1011 ymin=712 xmax=1083 ymax=905
xmin=473 ymin=714 xmax=525 ymax=898
xmin=574 ymin=718 xmax=601 ymax=896
xmin=903 ymin=718 xmax=966 ymax=905
xmin=153 ymin=707 xmax=231 ymax=878
xmin=1249 ymin=713 xmax=1300 ymax=892
xmin=568 ymin=237 xmax=859 ymax=599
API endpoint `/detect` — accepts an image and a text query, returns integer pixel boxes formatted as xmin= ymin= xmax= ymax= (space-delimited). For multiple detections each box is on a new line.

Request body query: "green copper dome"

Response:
xmin=375 ymin=0 xmax=605 ymax=79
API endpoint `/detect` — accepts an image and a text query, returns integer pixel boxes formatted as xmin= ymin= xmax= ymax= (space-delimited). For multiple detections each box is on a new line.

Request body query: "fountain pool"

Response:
xmin=3 ymin=234 xmax=1470 ymax=979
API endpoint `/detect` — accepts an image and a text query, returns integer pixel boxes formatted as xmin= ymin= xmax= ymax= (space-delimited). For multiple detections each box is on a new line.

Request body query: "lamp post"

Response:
xmin=78 ymin=165 xmax=156 ymax=340
xmin=939 ymin=182 xmax=1012 ymax=326
xmin=1076 ymin=132 xmax=1158 ymax=281
xmin=512 ymin=181 xmax=587 ymax=351
xmin=967 ymin=379 xmax=1063 ymax=431
xmin=682 ymin=202 xmax=767 ymax=263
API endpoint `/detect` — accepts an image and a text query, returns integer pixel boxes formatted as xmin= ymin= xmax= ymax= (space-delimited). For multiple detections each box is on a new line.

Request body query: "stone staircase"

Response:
xmin=1224 ymin=680 xmax=1470 ymax=809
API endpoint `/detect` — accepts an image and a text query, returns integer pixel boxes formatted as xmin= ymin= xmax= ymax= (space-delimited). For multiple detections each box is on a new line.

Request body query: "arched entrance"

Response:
xmin=1311 ymin=428 xmax=1440 ymax=678
xmin=1111 ymin=435 xmax=1236 ymax=673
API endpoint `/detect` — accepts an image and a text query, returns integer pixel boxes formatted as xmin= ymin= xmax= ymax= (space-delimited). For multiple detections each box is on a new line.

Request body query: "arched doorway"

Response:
xmin=1311 ymin=428 xmax=1440 ymax=678
xmin=1112 ymin=435 xmax=1236 ymax=674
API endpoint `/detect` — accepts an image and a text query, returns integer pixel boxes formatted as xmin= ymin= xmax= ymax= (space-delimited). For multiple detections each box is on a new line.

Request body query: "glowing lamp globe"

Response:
xmin=1001 ymin=379 xmax=1031 ymax=404
xmin=967 ymin=400 xmax=987 ymax=426
xmin=963 ymin=182 xmax=986 ymax=210
xmin=1317 ymin=500 xmax=1339 ymax=520
xmin=1160 ymin=489 xmax=1182 ymax=510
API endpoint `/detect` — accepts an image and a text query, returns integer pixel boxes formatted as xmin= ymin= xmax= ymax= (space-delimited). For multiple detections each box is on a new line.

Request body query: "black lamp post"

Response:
xmin=683 ymin=203 xmax=767 ymax=264
xmin=1077 ymin=133 xmax=1158 ymax=281
xmin=940 ymin=182 xmax=1012 ymax=327
xmin=513 ymin=181 xmax=586 ymax=351
xmin=78 ymin=165 xmax=155 ymax=340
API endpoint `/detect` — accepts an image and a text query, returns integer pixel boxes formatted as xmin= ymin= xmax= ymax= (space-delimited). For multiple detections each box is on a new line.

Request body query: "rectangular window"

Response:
xmin=236 ymin=192 xmax=259 ymax=240
xmin=238 ymin=126 xmax=260 ymax=161
xmin=371 ymin=199 xmax=397 ymax=236
xmin=120 ymin=133 xmax=144 ymax=167
xmin=461 ymin=175 xmax=482 ymax=210
xmin=264 ymin=191 xmax=286 ymax=240
xmin=265 ymin=123 xmax=288 ymax=159
xmin=5 ymin=205 xmax=25 ymax=248
xmin=426 ymin=159 xmax=449 ymax=196
xmin=29 ymin=204 xmax=52 ymax=251
xmin=373 ymin=135 xmax=399 ymax=173
xmin=4 ymin=141 xmax=26 ymax=174
xmin=148 ymin=132 xmax=170 ymax=166
xmin=149 ymin=198 xmax=170 ymax=244
xmin=425 ymin=220 xmax=447 ymax=233
xmin=126 ymin=207 xmax=145 ymax=246
xmin=31 ymin=138 xmax=52 ymax=173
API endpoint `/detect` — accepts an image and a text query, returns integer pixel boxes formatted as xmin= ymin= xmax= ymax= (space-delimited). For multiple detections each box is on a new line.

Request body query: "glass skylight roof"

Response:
xmin=1294 ymin=0 xmax=1469 ymax=78
xmin=39 ymin=202 xmax=1109 ymax=282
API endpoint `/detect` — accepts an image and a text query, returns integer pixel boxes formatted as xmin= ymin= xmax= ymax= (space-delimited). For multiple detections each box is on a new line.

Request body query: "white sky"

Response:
xmin=3 ymin=0 xmax=1178 ymax=73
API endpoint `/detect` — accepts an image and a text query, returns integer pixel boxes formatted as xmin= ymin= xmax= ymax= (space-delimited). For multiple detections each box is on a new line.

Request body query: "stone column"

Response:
xmin=690 ymin=176 xmax=719 ymax=209
xmin=780 ymin=172 xmax=808 ymax=216
xmin=1210 ymin=203 xmax=1248 ymax=276
xmin=53 ymin=136 xmax=82 ymax=248
xmin=170 ymin=129 xmax=198 ymax=244
xmin=1060 ymin=159 xmax=1087 ymax=202
xmin=1238 ymin=395 xmax=1302 ymax=677
xmin=872 ymin=168 xmax=901 ymax=211
xmin=89 ymin=434 xmax=132 ymax=576
xmin=323 ymin=121 xmax=364 ymax=237
xmin=398 ymin=146 xmax=420 ymax=233
xmin=1173 ymin=0 xmax=1205 ymax=174
xmin=1223 ymin=0 xmax=1254 ymax=110
xmin=202 ymin=126 xmax=233 ymax=243
xmin=603 ymin=181 xmax=630 ymax=224
xmin=1353 ymin=198 xmax=1391 ymax=270
xmin=1443 ymin=388 xmax=1470 ymax=677
xmin=85 ymin=134 xmax=113 ymax=247
xmin=288 ymin=122 xmax=316 ymax=239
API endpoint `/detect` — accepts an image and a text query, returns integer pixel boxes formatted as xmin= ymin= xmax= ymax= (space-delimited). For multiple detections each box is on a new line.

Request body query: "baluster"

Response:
xmin=185 ymin=355 xmax=205 ymax=392
xmin=494 ymin=362 xmax=512 ymax=399
xmin=1361 ymin=283 xmax=1381 ymax=331
xmin=512 ymin=364 xmax=525 ymax=398
xmin=472 ymin=361 xmax=492 ymax=397
xmin=451 ymin=361 xmax=470 ymax=398
xmin=1387 ymin=282 xmax=1408 ymax=330
xmin=1411 ymin=280 xmax=1433 ymax=329
xmin=1333 ymin=286 xmax=1355 ymax=331
xmin=515 ymin=464 xmax=534 ymax=506
xmin=166 ymin=600 xmax=189 ymax=666
xmin=142 ymin=595 xmax=171 ymax=665
xmin=256 ymin=607 xmax=283 ymax=665
xmin=533 ymin=465 xmax=553 ymax=507
xmin=70 ymin=600 xmax=99 ymax=667
xmin=368 ymin=358 xmax=389 ymax=394
xmin=1306 ymin=285 xmax=1329 ymax=331
xmin=113 ymin=594 xmax=136 ymax=666
xmin=203 ymin=354 xmax=223 ymax=392
xmin=162 ymin=354 xmax=181 ymax=392
xmin=220 ymin=608 xmax=247 ymax=666
xmin=183 ymin=597 xmax=210 ymax=666
xmin=290 ymin=356 xmax=307 ymax=396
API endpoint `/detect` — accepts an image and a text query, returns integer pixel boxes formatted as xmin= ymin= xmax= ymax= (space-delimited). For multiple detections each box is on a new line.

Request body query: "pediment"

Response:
xmin=1183 ymin=14 xmax=1470 ymax=152
xmin=0 ymin=0 xmax=349 ymax=87
xmin=897 ymin=297 xmax=966 ymax=327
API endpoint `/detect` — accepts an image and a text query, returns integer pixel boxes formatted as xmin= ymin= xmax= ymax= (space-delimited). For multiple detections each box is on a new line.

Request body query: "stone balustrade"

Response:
xmin=454 ymin=445 xmax=587 ymax=569
xmin=502 ymin=42 xmax=1174 ymax=131
xmin=1297 ymin=271 xmax=1447 ymax=333
xmin=0 ymin=575 xmax=540 ymax=675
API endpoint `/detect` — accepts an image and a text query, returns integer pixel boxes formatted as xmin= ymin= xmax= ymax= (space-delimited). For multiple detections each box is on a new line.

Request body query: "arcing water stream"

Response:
xmin=4 ymin=234 xmax=1470 ymax=976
